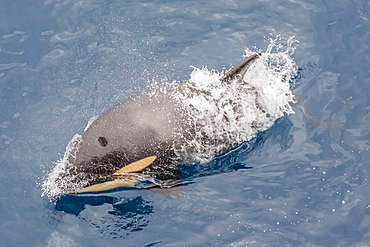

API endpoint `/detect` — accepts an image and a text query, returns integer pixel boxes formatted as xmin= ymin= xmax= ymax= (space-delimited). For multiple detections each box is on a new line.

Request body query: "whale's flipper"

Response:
xmin=113 ymin=156 xmax=157 ymax=175
xmin=68 ymin=156 xmax=157 ymax=193
xmin=69 ymin=176 xmax=143 ymax=193
xmin=220 ymin=53 xmax=261 ymax=83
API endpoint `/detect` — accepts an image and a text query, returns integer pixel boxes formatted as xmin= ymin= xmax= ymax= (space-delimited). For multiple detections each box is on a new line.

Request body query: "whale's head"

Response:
xmin=59 ymin=93 xmax=182 ymax=194
xmin=57 ymin=124 xmax=162 ymax=194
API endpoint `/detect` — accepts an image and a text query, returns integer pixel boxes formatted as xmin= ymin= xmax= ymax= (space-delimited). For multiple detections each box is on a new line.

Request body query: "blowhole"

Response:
xmin=98 ymin=136 xmax=108 ymax=147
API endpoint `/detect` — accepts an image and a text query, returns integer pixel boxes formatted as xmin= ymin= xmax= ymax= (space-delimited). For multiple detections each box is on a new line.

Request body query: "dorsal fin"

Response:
xmin=220 ymin=53 xmax=261 ymax=83
xmin=113 ymin=156 xmax=157 ymax=175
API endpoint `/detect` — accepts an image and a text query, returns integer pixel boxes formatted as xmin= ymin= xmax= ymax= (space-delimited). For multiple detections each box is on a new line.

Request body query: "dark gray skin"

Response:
xmin=63 ymin=53 xmax=261 ymax=190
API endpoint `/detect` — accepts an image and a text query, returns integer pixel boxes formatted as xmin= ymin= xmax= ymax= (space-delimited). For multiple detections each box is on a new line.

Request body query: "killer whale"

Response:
xmin=42 ymin=52 xmax=295 ymax=196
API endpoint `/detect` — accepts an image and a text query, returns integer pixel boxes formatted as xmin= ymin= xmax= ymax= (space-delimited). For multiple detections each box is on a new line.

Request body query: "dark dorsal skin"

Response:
xmin=61 ymin=54 xmax=261 ymax=192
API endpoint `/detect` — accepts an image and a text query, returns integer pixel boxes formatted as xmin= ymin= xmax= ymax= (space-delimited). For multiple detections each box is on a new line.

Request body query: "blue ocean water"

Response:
xmin=1 ymin=0 xmax=370 ymax=246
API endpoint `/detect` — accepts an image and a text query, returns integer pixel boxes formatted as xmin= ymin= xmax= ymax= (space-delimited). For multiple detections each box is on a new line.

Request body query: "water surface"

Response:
xmin=1 ymin=0 xmax=370 ymax=246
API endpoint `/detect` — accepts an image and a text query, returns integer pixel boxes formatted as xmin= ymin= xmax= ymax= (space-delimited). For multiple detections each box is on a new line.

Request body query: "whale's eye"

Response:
xmin=98 ymin=136 xmax=108 ymax=147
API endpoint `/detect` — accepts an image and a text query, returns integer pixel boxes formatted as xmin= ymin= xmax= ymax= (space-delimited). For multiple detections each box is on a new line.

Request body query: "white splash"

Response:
xmin=84 ymin=115 xmax=99 ymax=132
xmin=172 ymin=37 xmax=297 ymax=163
xmin=41 ymin=134 xmax=87 ymax=197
